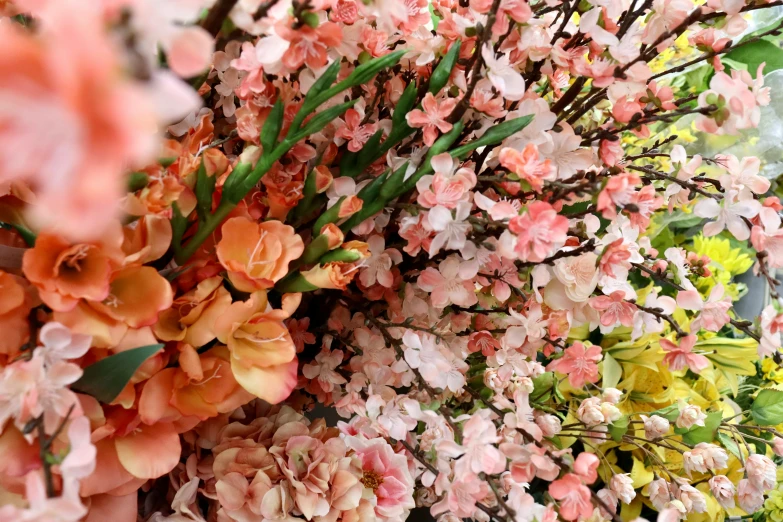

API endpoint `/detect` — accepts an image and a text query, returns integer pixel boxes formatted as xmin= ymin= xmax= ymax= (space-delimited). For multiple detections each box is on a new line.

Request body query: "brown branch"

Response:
xmin=201 ymin=0 xmax=239 ymax=37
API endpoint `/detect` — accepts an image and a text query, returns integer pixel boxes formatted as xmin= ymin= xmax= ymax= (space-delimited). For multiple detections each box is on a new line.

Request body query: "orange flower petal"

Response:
xmin=114 ymin=422 xmax=181 ymax=479
xmin=230 ymin=357 xmax=298 ymax=404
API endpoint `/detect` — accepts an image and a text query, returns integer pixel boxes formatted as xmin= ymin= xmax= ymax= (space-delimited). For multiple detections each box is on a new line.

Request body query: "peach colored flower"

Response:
xmin=139 ymin=345 xmax=253 ymax=424
xmin=22 ymin=233 xmax=122 ymax=312
xmin=0 ymin=271 xmax=35 ymax=357
xmin=88 ymin=265 xmax=174 ymax=328
xmin=214 ymin=291 xmax=300 ymax=404
xmin=153 ymin=276 xmax=232 ymax=348
xmin=217 ymin=216 xmax=304 ymax=293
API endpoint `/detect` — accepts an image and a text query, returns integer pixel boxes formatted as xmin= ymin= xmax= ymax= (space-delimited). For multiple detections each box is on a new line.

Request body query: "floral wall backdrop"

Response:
xmin=3 ymin=1 xmax=783 ymax=522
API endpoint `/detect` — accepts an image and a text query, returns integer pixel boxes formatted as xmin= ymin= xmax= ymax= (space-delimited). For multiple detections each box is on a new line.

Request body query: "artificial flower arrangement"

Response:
xmin=3 ymin=0 xmax=783 ymax=521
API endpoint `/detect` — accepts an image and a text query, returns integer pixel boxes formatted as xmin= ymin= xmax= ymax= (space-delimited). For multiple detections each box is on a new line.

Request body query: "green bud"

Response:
xmin=301 ymin=11 xmax=319 ymax=28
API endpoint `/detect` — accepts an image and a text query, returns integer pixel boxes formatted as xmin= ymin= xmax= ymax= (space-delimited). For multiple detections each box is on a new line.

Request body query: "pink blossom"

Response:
xmin=346 ymin=436 xmax=415 ymax=521
xmin=360 ymin=235 xmax=402 ymax=288
xmin=694 ymin=189 xmax=761 ymax=240
xmin=277 ymin=19 xmax=343 ymax=70
xmin=0 ymin=354 xmax=83 ymax=434
xmin=426 ymin=202 xmax=472 ymax=256
xmin=660 ymin=334 xmax=709 ymax=374
xmin=2 ymin=473 xmax=86 ymax=522
xmin=60 ymin=416 xmax=96 ymax=480
xmin=416 ymin=256 xmax=477 ymax=308
xmin=752 ymin=207 xmax=783 ymax=269
xmin=641 ymin=414 xmax=670 ymax=439
xmin=508 ymin=201 xmax=569 ymax=262
xmin=302 ymin=348 xmax=348 ymax=394
xmin=406 ymin=93 xmax=457 ymax=146
xmin=335 ymin=108 xmax=378 ymax=152
xmin=501 ymin=442 xmax=559 ymax=483
xmin=690 ymin=284 xmax=732 ymax=332
xmin=677 ymin=483 xmax=707 ymax=513
xmin=431 ymin=473 xmax=490 ymax=519
xmin=482 ymin=45 xmax=526 ymax=101
xmin=597 ymin=171 xmax=640 ymax=217
xmin=591 ymin=290 xmax=637 ymax=331
xmin=36 ymin=322 xmax=91 ymax=367
xmin=738 ymin=478 xmax=764 ymax=513
xmin=547 ymin=342 xmax=602 ymax=388
xmin=499 ymin=144 xmax=556 ymax=192
xmin=709 ymin=475 xmax=736 ymax=509
xmin=744 ymin=454 xmax=776 ymax=491
xmin=610 ymin=474 xmax=636 ymax=504
xmin=573 ymin=452 xmax=600 ymax=484
xmin=437 ymin=412 xmax=505 ymax=475
xmin=676 ymin=402 xmax=707 ymax=429
xmin=648 ymin=478 xmax=672 ymax=510
xmin=417 ymin=153 xmax=476 ymax=209
xmin=549 ymin=473 xmax=593 ymax=521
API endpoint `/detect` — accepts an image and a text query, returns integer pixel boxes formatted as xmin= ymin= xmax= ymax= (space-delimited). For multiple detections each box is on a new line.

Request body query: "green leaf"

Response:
xmin=725 ymin=40 xmax=783 ymax=76
xmin=429 ymin=40 xmax=461 ymax=95
xmin=717 ymin=432 xmax=742 ymax=460
xmin=0 ymin=221 xmax=36 ymax=247
xmin=450 ymin=115 xmax=534 ymax=159
xmin=682 ymin=411 xmax=722 ymax=445
xmin=394 ymin=83 xmax=418 ymax=126
xmin=651 ymin=404 xmax=681 ymax=422
xmin=291 ymin=99 xmax=358 ymax=142
xmin=221 ymin=162 xmax=253 ymax=205
xmin=170 ymin=202 xmax=188 ymax=251
xmin=531 ymin=372 xmax=555 ymax=402
xmin=127 ymin=171 xmax=150 ymax=192
xmin=194 ymin=160 xmax=216 ymax=222
xmin=609 ymin=416 xmax=630 ymax=442
xmin=602 ymin=353 xmax=622 ymax=389
xmin=308 ymin=60 xmax=342 ymax=99
xmin=260 ymin=99 xmax=284 ymax=152
xmin=72 ymin=344 xmax=164 ymax=403
xmin=751 ymin=389 xmax=783 ymax=426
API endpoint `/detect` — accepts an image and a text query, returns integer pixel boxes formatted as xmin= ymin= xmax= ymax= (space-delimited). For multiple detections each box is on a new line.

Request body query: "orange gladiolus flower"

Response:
xmin=22 ymin=233 xmax=122 ymax=312
xmin=216 ymin=216 xmax=304 ymax=292
xmin=153 ymin=276 xmax=232 ymax=347
xmin=214 ymin=291 xmax=301 ymax=404
xmin=139 ymin=345 xmax=253 ymax=423
xmin=0 ymin=271 xmax=35 ymax=357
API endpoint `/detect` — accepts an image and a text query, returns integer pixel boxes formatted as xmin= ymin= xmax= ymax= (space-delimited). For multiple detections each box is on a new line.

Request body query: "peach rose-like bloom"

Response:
xmin=217 ymin=216 xmax=304 ymax=293
xmin=214 ymin=291 xmax=301 ymax=404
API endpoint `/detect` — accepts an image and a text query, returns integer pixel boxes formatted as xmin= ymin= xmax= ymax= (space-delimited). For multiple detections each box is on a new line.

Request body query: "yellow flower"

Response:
xmin=691 ymin=235 xmax=753 ymax=277
xmin=762 ymin=357 xmax=783 ymax=384
xmin=763 ymin=490 xmax=783 ymax=522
